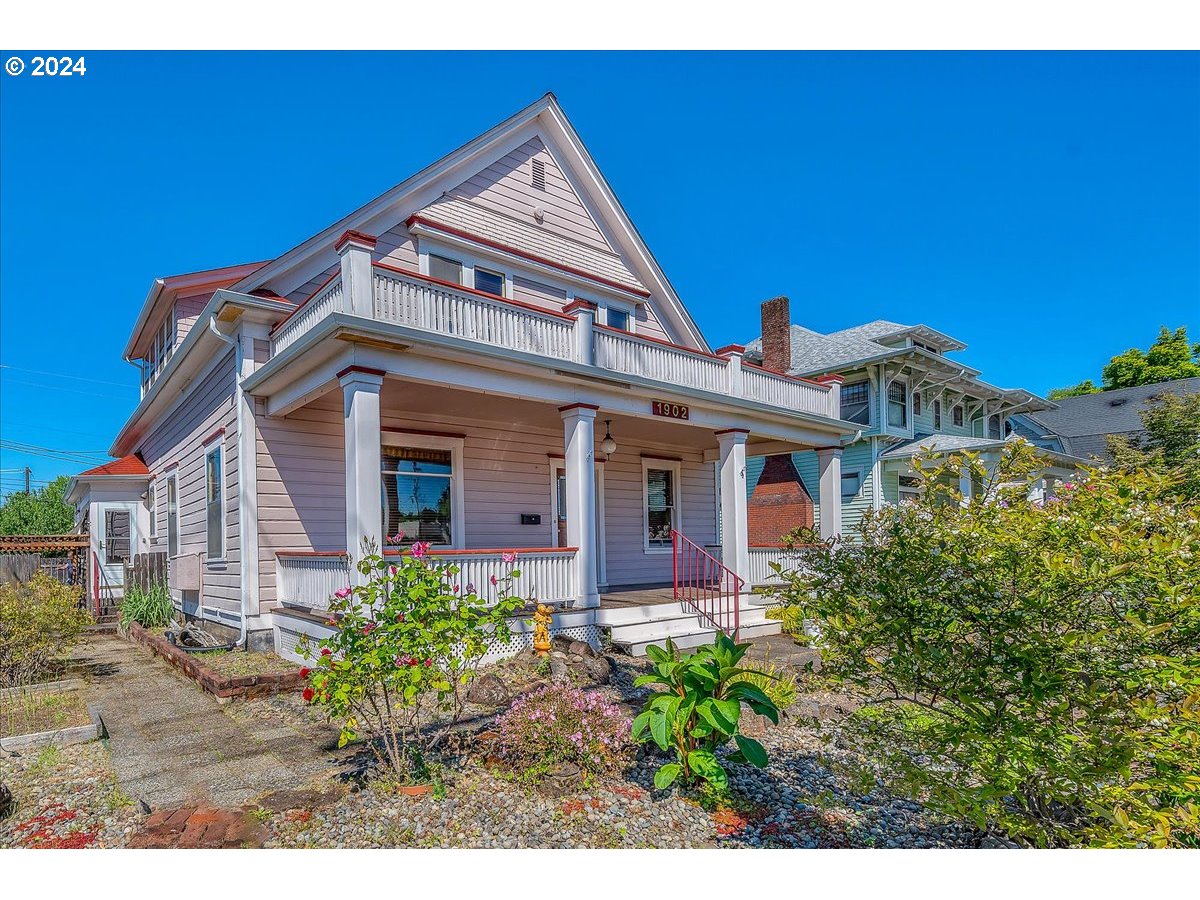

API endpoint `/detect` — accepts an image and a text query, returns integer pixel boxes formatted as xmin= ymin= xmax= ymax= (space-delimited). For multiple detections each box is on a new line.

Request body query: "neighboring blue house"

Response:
xmin=742 ymin=297 xmax=1078 ymax=538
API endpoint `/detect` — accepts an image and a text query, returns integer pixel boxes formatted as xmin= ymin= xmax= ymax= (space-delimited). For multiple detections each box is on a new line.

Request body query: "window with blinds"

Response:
xmin=206 ymin=445 xmax=224 ymax=559
xmin=382 ymin=447 xmax=454 ymax=546
xmin=645 ymin=467 xmax=676 ymax=549
xmin=104 ymin=510 xmax=130 ymax=565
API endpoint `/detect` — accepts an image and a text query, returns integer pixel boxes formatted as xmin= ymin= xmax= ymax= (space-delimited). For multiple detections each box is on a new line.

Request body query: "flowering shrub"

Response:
xmin=299 ymin=541 xmax=526 ymax=780
xmin=494 ymin=683 xmax=632 ymax=776
xmin=0 ymin=573 xmax=90 ymax=687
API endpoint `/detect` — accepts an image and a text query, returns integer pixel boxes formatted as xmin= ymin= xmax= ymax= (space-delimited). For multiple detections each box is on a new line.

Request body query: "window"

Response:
xmin=474 ymin=267 xmax=505 ymax=297
xmin=841 ymin=470 xmax=863 ymax=499
xmin=988 ymin=415 xmax=1002 ymax=440
xmin=887 ymin=381 xmax=908 ymax=428
xmin=644 ymin=464 xmax=679 ymax=551
xmin=898 ymin=475 xmax=921 ymax=504
xmin=147 ymin=483 xmax=157 ymax=538
xmin=104 ymin=510 xmax=131 ymax=565
xmin=913 ymin=392 xmax=922 ymax=417
xmin=429 ymin=254 xmax=463 ymax=285
xmin=606 ymin=307 xmax=630 ymax=332
xmin=206 ymin=445 xmax=224 ymax=560
xmin=382 ymin=446 xmax=454 ymax=546
xmin=166 ymin=475 xmax=179 ymax=558
xmin=953 ymin=404 xmax=964 ymax=427
xmin=840 ymin=381 xmax=871 ymax=425
xmin=933 ymin=399 xmax=942 ymax=430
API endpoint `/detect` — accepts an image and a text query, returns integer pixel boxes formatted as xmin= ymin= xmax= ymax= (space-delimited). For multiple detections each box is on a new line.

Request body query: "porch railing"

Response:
xmin=275 ymin=547 xmax=578 ymax=612
xmin=672 ymin=529 xmax=743 ymax=638
xmin=266 ymin=265 xmax=839 ymax=420
xmin=747 ymin=544 xmax=819 ymax=587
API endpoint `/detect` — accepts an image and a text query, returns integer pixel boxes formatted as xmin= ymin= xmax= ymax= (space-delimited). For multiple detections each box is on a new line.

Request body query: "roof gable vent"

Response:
xmin=531 ymin=158 xmax=546 ymax=191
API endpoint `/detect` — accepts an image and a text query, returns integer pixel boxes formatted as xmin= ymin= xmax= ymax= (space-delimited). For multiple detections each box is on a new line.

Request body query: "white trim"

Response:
xmin=165 ymin=471 xmax=180 ymax=559
xmin=380 ymin=430 xmax=467 ymax=550
xmin=548 ymin=460 xmax=607 ymax=588
xmin=147 ymin=480 xmax=158 ymax=538
xmin=596 ymin=297 xmax=636 ymax=334
xmin=840 ymin=466 xmax=865 ymax=500
xmin=641 ymin=458 xmax=682 ymax=555
xmin=203 ymin=436 xmax=226 ymax=565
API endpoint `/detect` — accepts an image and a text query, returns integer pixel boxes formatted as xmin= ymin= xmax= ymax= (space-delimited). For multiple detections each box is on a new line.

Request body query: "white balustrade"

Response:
xmin=593 ymin=328 xmax=730 ymax=394
xmin=747 ymin=546 xmax=813 ymax=586
xmin=276 ymin=553 xmax=351 ymax=610
xmin=742 ymin=365 xmax=835 ymax=417
xmin=373 ymin=267 xmax=577 ymax=362
xmin=273 ymin=277 xmax=344 ymax=355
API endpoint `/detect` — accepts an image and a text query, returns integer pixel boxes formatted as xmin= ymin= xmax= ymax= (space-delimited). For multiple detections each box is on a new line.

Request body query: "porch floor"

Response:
xmin=599 ymin=585 xmax=676 ymax=608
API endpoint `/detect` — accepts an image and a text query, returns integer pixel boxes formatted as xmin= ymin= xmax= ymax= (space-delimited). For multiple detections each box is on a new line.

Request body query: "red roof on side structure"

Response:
xmin=77 ymin=455 xmax=150 ymax=478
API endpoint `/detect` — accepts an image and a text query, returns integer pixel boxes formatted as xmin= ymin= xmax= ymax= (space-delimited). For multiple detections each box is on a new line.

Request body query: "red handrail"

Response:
xmin=671 ymin=530 xmax=744 ymax=639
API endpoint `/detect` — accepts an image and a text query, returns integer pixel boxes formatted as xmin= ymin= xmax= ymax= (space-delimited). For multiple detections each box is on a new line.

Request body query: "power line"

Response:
xmin=0 ymin=364 xmax=133 ymax=389
xmin=0 ymin=378 xmax=131 ymax=401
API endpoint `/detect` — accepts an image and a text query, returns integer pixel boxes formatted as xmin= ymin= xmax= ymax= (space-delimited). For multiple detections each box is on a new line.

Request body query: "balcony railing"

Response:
xmin=267 ymin=265 xmax=838 ymax=420
xmin=275 ymin=547 xmax=578 ymax=611
xmin=746 ymin=545 xmax=817 ymax=586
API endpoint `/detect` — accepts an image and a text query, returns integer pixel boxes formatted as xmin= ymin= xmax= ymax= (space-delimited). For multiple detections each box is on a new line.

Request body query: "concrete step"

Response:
xmin=597 ymin=594 xmax=768 ymax=627
xmin=611 ymin=620 xmax=781 ymax=657
xmin=607 ymin=605 xmax=774 ymax=643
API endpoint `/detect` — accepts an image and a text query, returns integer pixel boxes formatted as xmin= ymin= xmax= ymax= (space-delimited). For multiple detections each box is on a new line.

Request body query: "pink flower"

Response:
xmin=389 ymin=565 xmax=398 ymax=576
xmin=326 ymin=617 xmax=337 ymax=626
xmin=502 ymin=551 xmax=517 ymax=564
xmin=320 ymin=648 xmax=332 ymax=657
xmin=489 ymin=574 xmax=498 ymax=586
xmin=465 ymin=583 xmax=475 ymax=594
xmin=411 ymin=541 xmax=430 ymax=560
xmin=362 ymin=623 xmax=376 ymax=636
xmin=333 ymin=586 xmax=352 ymax=599
xmin=424 ymin=659 xmax=432 ymax=668
xmin=386 ymin=530 xmax=407 ymax=545
xmin=453 ymin=584 xmax=460 ymax=593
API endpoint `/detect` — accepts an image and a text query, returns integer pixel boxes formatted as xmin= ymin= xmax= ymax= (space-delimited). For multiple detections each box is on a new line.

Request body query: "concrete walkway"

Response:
xmin=74 ymin=633 xmax=337 ymax=810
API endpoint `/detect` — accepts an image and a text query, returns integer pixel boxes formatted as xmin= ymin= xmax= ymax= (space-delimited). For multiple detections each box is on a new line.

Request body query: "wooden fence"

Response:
xmin=124 ymin=552 xmax=168 ymax=593
xmin=0 ymin=535 xmax=90 ymax=596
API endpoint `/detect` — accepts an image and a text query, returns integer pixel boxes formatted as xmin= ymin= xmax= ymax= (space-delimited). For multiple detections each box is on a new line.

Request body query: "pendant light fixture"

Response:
xmin=600 ymin=419 xmax=617 ymax=457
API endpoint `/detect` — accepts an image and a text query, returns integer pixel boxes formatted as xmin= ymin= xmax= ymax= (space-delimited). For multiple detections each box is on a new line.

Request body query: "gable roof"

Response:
xmin=76 ymin=455 xmax=150 ymax=478
xmin=228 ymin=93 xmax=708 ymax=351
xmin=1018 ymin=378 xmax=1200 ymax=459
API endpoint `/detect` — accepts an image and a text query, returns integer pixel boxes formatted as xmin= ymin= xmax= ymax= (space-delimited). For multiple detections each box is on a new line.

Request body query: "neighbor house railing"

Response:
xmin=266 ymin=264 xmax=839 ymax=420
xmin=275 ymin=547 xmax=578 ymax=612
xmin=746 ymin=544 xmax=819 ymax=587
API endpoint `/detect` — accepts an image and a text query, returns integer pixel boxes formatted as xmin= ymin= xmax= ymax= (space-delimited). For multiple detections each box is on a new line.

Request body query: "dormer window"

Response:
xmin=912 ymin=340 xmax=941 ymax=355
xmin=429 ymin=254 xmax=463 ymax=285
xmin=473 ymin=268 xmax=505 ymax=297
xmin=606 ymin=307 xmax=630 ymax=332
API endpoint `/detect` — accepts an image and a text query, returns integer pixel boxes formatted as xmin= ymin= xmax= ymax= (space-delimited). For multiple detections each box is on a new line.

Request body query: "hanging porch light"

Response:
xmin=600 ymin=419 xmax=618 ymax=457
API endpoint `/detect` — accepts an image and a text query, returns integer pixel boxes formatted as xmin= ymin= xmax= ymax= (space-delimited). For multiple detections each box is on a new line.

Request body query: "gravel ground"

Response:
xmin=0 ymin=741 xmax=145 ymax=848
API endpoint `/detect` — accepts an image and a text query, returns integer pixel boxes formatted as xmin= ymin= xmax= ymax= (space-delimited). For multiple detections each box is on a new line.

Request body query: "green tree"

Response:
xmin=1047 ymin=379 xmax=1101 ymax=400
xmin=1109 ymin=390 xmax=1200 ymax=500
xmin=0 ymin=475 xmax=75 ymax=535
xmin=773 ymin=442 xmax=1200 ymax=847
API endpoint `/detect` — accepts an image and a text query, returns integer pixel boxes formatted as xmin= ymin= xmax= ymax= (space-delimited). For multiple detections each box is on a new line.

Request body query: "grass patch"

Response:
xmin=197 ymin=650 xmax=298 ymax=678
xmin=0 ymin=689 xmax=91 ymax=738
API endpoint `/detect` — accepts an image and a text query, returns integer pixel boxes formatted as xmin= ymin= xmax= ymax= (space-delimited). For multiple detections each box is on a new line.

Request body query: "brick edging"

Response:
xmin=126 ymin=623 xmax=305 ymax=700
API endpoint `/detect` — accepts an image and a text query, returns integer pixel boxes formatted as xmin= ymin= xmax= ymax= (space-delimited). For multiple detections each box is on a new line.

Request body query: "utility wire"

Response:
xmin=0 ymin=363 xmax=133 ymax=389
xmin=0 ymin=378 xmax=131 ymax=401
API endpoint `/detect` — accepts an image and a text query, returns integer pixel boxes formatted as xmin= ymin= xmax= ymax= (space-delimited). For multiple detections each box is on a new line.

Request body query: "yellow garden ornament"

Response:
xmin=532 ymin=603 xmax=554 ymax=656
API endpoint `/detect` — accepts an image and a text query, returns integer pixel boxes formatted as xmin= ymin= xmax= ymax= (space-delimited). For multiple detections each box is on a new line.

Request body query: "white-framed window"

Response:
xmin=912 ymin=391 xmax=922 ymax=417
xmin=988 ymin=414 xmax=1003 ymax=440
xmin=952 ymin=403 xmax=964 ymax=427
xmin=840 ymin=381 xmax=871 ymax=425
xmin=428 ymin=253 xmax=464 ymax=285
xmin=599 ymin=299 xmax=634 ymax=333
xmin=473 ymin=267 xmax=505 ymax=297
xmin=841 ymin=469 xmax=863 ymax=499
xmin=887 ymin=380 xmax=909 ymax=429
xmin=147 ymin=482 xmax=157 ymax=538
xmin=897 ymin=475 xmax=922 ymax=504
xmin=933 ymin=399 xmax=942 ymax=430
xmin=104 ymin=508 xmax=131 ymax=565
xmin=642 ymin=459 xmax=680 ymax=552
xmin=381 ymin=432 xmax=465 ymax=549
xmin=205 ymin=442 xmax=224 ymax=561
xmin=166 ymin=473 xmax=179 ymax=558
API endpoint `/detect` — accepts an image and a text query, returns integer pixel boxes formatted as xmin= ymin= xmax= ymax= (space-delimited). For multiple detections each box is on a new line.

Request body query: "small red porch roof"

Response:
xmin=77 ymin=455 xmax=150 ymax=478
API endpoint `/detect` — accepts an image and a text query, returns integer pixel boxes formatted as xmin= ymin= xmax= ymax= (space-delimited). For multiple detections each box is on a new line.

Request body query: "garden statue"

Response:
xmin=532 ymin=603 xmax=553 ymax=656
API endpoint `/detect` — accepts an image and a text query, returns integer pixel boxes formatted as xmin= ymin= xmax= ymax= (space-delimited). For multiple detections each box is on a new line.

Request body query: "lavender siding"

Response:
xmin=140 ymin=350 xmax=240 ymax=616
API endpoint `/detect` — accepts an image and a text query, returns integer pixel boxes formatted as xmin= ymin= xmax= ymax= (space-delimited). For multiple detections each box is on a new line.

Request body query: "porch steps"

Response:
xmin=602 ymin=595 xmax=781 ymax=657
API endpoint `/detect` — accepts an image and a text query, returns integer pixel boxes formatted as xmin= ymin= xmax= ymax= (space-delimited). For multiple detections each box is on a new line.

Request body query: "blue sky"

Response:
xmin=1 ymin=51 xmax=1197 ymax=489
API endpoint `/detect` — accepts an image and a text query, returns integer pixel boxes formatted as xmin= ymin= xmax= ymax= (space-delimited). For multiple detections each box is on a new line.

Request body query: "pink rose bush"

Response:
xmin=298 ymin=539 xmax=528 ymax=779
xmin=495 ymin=683 xmax=632 ymax=777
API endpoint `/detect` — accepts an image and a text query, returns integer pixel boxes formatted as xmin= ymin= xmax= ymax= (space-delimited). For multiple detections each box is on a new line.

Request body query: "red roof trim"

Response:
xmin=557 ymin=402 xmax=600 ymax=413
xmin=814 ymin=373 xmax=845 ymax=385
xmin=382 ymin=427 xmax=467 ymax=440
xmin=335 ymin=230 xmax=378 ymax=252
xmin=406 ymin=214 xmax=652 ymax=299
xmin=562 ymin=299 xmax=598 ymax=315
xmin=77 ymin=454 xmax=150 ymax=478
xmin=336 ymin=365 xmax=387 ymax=380
xmin=714 ymin=428 xmax=751 ymax=436
xmin=714 ymin=344 xmax=746 ymax=357
xmin=200 ymin=426 xmax=226 ymax=446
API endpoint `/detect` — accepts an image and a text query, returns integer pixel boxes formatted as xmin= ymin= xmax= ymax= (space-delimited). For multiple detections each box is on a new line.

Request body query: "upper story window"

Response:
xmin=933 ymin=399 xmax=942 ymax=430
xmin=912 ymin=340 xmax=941 ymax=355
xmin=887 ymin=381 xmax=908 ymax=428
xmin=841 ymin=381 xmax=871 ymax=425
xmin=429 ymin=254 xmax=463 ymax=285
xmin=953 ymin=404 xmax=964 ymax=427
xmin=913 ymin=391 xmax=922 ymax=417
xmin=606 ymin=307 xmax=630 ymax=332
xmin=474 ymin=268 xmax=505 ymax=297
xmin=988 ymin=414 xmax=1002 ymax=440
xmin=205 ymin=443 xmax=224 ymax=560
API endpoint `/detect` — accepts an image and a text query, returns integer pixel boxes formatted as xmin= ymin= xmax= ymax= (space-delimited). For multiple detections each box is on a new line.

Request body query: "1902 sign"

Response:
xmin=651 ymin=400 xmax=689 ymax=420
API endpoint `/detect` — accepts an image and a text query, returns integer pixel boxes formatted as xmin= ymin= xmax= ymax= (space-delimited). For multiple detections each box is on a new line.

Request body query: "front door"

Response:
xmin=99 ymin=505 xmax=133 ymax=592
xmin=552 ymin=466 xmax=606 ymax=588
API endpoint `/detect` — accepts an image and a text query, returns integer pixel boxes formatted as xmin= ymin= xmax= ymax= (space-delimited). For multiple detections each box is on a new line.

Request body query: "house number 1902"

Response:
xmin=651 ymin=400 xmax=689 ymax=420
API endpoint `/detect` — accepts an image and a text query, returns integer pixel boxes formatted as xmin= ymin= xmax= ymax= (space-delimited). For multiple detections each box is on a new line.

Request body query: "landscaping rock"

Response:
xmin=465 ymin=673 xmax=510 ymax=708
xmin=0 ymin=782 xmax=14 ymax=819
xmin=536 ymin=762 xmax=584 ymax=798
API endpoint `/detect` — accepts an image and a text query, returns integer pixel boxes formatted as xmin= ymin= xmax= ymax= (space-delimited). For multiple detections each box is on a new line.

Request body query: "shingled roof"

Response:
xmin=76 ymin=455 xmax=150 ymax=478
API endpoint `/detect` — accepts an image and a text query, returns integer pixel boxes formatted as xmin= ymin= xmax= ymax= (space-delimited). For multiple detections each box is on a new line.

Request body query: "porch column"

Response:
xmin=560 ymin=403 xmax=600 ymax=608
xmin=816 ymin=447 xmax=843 ymax=541
xmin=716 ymin=429 xmax=751 ymax=583
xmin=340 ymin=366 xmax=384 ymax=576
xmin=336 ymin=230 xmax=377 ymax=317
xmin=563 ymin=299 xmax=597 ymax=366
xmin=959 ymin=466 xmax=973 ymax=506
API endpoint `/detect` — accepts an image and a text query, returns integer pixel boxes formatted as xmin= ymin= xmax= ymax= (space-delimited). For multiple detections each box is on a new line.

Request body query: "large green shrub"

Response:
xmin=773 ymin=441 xmax=1200 ymax=847
xmin=300 ymin=541 xmax=526 ymax=781
xmin=0 ymin=573 xmax=90 ymax=687
xmin=119 ymin=582 xmax=174 ymax=629
xmin=632 ymin=634 xmax=780 ymax=791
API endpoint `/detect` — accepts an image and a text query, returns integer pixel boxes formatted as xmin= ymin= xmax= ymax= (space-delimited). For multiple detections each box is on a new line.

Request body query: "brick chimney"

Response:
xmin=748 ymin=454 xmax=814 ymax=544
xmin=760 ymin=296 xmax=791 ymax=373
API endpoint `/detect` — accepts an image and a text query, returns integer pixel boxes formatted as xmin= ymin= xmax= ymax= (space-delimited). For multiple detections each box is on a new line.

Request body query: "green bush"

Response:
xmin=774 ymin=440 xmax=1200 ymax=847
xmin=766 ymin=604 xmax=804 ymax=635
xmin=119 ymin=582 xmax=174 ymax=629
xmin=730 ymin=659 xmax=799 ymax=710
xmin=632 ymin=634 xmax=780 ymax=791
xmin=0 ymin=573 xmax=90 ymax=687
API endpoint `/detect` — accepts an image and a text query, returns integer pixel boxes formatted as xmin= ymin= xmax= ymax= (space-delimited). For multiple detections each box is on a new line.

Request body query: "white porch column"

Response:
xmin=715 ymin=346 xmax=746 ymax=399
xmin=335 ymin=230 xmax=377 ymax=318
xmin=560 ymin=403 xmax=600 ymax=608
xmin=816 ymin=447 xmax=843 ymax=541
xmin=564 ymin=299 xmax=596 ymax=365
xmin=716 ymin=429 xmax=751 ymax=582
xmin=340 ymin=366 xmax=384 ymax=576
xmin=959 ymin=466 xmax=973 ymax=507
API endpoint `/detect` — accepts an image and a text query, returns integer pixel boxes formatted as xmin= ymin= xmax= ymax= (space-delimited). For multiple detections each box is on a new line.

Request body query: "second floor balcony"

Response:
xmin=269 ymin=262 xmax=841 ymax=421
